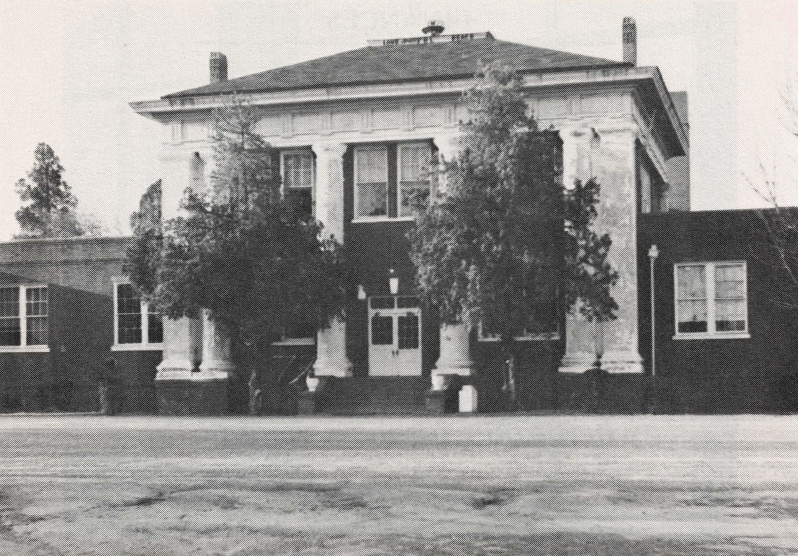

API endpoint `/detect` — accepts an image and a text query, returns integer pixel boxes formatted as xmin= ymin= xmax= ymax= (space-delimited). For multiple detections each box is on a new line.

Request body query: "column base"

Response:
xmin=559 ymin=351 xmax=644 ymax=374
xmin=313 ymin=358 xmax=353 ymax=378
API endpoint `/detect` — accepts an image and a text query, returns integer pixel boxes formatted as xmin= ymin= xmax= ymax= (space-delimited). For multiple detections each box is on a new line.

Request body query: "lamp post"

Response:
xmin=648 ymin=245 xmax=659 ymax=378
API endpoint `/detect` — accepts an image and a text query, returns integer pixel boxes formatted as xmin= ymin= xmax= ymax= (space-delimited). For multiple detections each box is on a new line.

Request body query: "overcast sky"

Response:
xmin=1 ymin=0 xmax=797 ymax=240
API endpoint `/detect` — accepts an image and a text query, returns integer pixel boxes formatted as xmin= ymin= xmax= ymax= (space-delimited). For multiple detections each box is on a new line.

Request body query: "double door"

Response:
xmin=368 ymin=296 xmax=421 ymax=376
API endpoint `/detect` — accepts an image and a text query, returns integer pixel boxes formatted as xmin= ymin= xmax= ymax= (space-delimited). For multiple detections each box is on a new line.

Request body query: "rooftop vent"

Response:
xmin=422 ymin=20 xmax=445 ymax=36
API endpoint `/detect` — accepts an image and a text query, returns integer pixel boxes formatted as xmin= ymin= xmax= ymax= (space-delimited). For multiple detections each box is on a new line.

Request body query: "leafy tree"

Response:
xmin=15 ymin=143 xmax=84 ymax=238
xmin=127 ymin=97 xmax=347 ymax=413
xmin=409 ymin=63 xmax=617 ymax=408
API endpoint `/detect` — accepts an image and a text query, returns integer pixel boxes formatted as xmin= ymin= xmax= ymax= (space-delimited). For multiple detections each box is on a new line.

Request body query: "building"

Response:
xmin=1 ymin=19 xmax=795 ymax=414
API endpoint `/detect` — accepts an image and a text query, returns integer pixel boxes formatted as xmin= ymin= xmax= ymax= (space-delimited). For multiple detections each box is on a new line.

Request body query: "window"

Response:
xmin=282 ymin=151 xmax=314 ymax=217
xmin=113 ymin=282 xmax=163 ymax=350
xmin=675 ymin=262 xmax=748 ymax=338
xmin=0 ymin=285 xmax=48 ymax=351
xmin=354 ymin=142 xmax=433 ymax=221
xmin=355 ymin=146 xmax=389 ymax=218
xmin=398 ymin=144 xmax=432 ymax=217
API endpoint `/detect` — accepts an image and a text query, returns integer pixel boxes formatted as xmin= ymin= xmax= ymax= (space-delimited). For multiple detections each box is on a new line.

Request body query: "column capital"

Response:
xmin=312 ymin=142 xmax=347 ymax=159
xmin=433 ymin=134 xmax=461 ymax=162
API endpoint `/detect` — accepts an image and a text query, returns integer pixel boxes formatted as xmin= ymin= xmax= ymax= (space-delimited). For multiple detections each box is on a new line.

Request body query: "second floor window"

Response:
xmin=282 ymin=151 xmax=314 ymax=217
xmin=354 ymin=142 xmax=432 ymax=221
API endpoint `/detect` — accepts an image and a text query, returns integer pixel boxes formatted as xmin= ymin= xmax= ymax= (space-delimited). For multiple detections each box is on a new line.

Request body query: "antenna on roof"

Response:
xmin=422 ymin=20 xmax=445 ymax=37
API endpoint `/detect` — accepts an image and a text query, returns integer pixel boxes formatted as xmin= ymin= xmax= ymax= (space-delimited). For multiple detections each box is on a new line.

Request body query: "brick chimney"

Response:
xmin=210 ymin=52 xmax=228 ymax=84
xmin=622 ymin=17 xmax=637 ymax=66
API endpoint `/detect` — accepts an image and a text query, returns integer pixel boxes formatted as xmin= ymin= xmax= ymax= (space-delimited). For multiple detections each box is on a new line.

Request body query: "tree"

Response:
xmin=15 ymin=143 xmax=85 ymax=238
xmin=126 ymin=97 xmax=347 ymax=413
xmin=409 ymin=63 xmax=617 ymax=408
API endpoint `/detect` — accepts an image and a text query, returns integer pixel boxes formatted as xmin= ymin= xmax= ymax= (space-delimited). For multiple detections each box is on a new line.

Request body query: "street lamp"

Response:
xmin=648 ymin=245 xmax=659 ymax=378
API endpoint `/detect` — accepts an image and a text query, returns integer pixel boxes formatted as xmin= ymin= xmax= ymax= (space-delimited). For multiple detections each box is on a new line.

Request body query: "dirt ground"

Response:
xmin=0 ymin=414 xmax=796 ymax=555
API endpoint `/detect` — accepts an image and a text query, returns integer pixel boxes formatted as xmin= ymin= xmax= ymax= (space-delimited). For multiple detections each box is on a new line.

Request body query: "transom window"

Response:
xmin=675 ymin=262 xmax=748 ymax=338
xmin=113 ymin=282 xmax=163 ymax=350
xmin=0 ymin=285 xmax=48 ymax=350
xmin=354 ymin=143 xmax=432 ymax=221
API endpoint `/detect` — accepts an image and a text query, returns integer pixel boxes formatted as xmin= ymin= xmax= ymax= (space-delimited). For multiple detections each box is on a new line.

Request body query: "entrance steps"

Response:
xmin=318 ymin=377 xmax=429 ymax=415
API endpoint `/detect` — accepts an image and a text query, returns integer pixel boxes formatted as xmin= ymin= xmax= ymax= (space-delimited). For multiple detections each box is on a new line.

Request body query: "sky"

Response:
xmin=1 ymin=0 xmax=797 ymax=240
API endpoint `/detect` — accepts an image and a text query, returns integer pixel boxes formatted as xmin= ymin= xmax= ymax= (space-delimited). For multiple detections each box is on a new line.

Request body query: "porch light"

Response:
xmin=357 ymin=284 xmax=367 ymax=300
xmin=389 ymin=268 xmax=399 ymax=295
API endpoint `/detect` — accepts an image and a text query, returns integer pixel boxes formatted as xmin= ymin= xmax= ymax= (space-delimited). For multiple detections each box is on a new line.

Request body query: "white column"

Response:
xmin=430 ymin=134 xmax=474 ymax=389
xmin=312 ymin=142 xmax=352 ymax=377
xmin=558 ymin=123 xmax=643 ymax=374
xmin=432 ymin=321 xmax=475 ymax=388
xmin=198 ymin=310 xmax=235 ymax=379
xmin=156 ymin=147 xmax=204 ymax=380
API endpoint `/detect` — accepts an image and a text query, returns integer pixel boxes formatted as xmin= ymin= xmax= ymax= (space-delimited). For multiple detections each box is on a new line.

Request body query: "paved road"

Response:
xmin=1 ymin=414 xmax=796 ymax=555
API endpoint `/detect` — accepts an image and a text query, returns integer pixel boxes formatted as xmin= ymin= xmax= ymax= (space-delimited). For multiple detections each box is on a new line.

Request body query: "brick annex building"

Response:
xmin=1 ymin=19 xmax=796 ymax=414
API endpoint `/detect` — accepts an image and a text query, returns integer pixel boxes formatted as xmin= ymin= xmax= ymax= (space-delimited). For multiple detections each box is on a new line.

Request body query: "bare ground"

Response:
xmin=0 ymin=414 xmax=797 ymax=555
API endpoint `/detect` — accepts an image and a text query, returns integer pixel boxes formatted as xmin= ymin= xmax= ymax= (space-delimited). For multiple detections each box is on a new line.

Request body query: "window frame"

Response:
xmin=353 ymin=145 xmax=390 ymax=222
xmin=397 ymin=141 xmax=433 ymax=219
xmin=280 ymin=149 xmax=315 ymax=217
xmin=0 ymin=284 xmax=49 ymax=353
xmin=673 ymin=261 xmax=750 ymax=340
xmin=111 ymin=279 xmax=164 ymax=351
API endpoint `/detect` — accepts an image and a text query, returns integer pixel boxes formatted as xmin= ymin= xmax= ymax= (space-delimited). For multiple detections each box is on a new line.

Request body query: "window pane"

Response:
xmin=26 ymin=287 xmax=47 ymax=317
xmin=117 ymin=284 xmax=142 ymax=344
xmin=26 ymin=316 xmax=47 ymax=346
xmin=356 ymin=148 xmax=387 ymax=183
xmin=286 ymin=188 xmax=313 ymax=217
xmin=284 ymin=153 xmax=313 ymax=189
xmin=0 ymin=318 xmax=21 ymax=346
xmin=0 ymin=288 xmax=19 ymax=318
xmin=678 ymin=300 xmax=708 ymax=333
xmin=356 ymin=182 xmax=388 ymax=217
xmin=399 ymin=145 xmax=430 ymax=182
xmin=400 ymin=182 xmax=429 ymax=216
xmin=716 ymin=299 xmax=746 ymax=332
xmin=715 ymin=264 xmax=745 ymax=298
xmin=371 ymin=315 xmax=393 ymax=345
xmin=677 ymin=266 xmax=706 ymax=299
xmin=398 ymin=313 xmax=419 ymax=349
xmin=148 ymin=313 xmax=164 ymax=344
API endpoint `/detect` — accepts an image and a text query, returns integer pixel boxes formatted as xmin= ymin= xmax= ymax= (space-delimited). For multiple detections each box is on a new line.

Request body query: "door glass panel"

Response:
xmin=398 ymin=313 xmax=419 ymax=349
xmin=371 ymin=314 xmax=393 ymax=345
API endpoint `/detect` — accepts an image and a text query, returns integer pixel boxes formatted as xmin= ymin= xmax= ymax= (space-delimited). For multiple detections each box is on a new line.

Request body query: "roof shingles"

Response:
xmin=164 ymin=36 xmax=626 ymax=98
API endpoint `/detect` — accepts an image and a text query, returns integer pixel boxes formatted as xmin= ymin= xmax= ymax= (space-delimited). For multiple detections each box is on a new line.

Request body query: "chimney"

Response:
xmin=622 ymin=17 xmax=637 ymax=66
xmin=210 ymin=52 xmax=228 ymax=84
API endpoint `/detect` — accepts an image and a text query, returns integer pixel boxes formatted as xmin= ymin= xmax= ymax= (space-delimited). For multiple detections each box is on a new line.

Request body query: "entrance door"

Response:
xmin=368 ymin=296 xmax=422 ymax=376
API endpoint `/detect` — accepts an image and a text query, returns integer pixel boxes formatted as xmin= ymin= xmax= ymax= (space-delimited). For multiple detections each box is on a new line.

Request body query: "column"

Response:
xmin=155 ymin=148 xmax=204 ymax=380
xmin=430 ymin=134 xmax=474 ymax=389
xmin=558 ymin=123 xmax=643 ymax=374
xmin=312 ymin=142 xmax=352 ymax=377
xmin=198 ymin=310 xmax=235 ymax=379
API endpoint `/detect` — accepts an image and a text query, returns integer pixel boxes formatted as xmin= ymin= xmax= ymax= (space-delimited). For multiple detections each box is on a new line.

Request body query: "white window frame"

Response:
xmin=281 ymin=150 xmax=315 ymax=216
xmin=353 ymin=145 xmax=390 ymax=222
xmin=112 ymin=279 xmax=164 ymax=351
xmin=397 ymin=141 xmax=433 ymax=220
xmin=0 ymin=284 xmax=49 ymax=353
xmin=673 ymin=261 xmax=749 ymax=340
